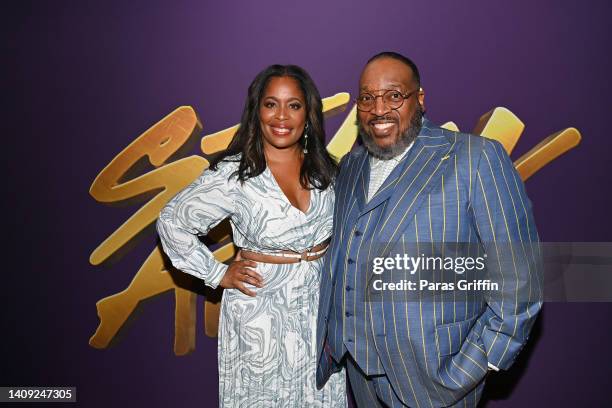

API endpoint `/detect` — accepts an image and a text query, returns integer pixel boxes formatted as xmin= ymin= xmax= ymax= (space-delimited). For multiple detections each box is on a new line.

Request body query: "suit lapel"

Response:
xmin=375 ymin=121 xmax=455 ymax=254
xmin=353 ymin=150 xmax=370 ymax=212
xmin=328 ymin=149 xmax=368 ymax=282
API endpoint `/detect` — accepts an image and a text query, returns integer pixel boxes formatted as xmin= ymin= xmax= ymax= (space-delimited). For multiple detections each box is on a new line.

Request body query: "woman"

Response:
xmin=157 ymin=65 xmax=346 ymax=407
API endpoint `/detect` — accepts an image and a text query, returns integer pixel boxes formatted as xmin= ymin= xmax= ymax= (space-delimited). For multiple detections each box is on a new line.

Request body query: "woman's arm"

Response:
xmin=156 ymin=164 xmax=236 ymax=289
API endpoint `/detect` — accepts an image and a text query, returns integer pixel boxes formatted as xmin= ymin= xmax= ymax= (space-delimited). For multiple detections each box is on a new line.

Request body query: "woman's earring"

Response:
xmin=303 ymin=124 xmax=309 ymax=154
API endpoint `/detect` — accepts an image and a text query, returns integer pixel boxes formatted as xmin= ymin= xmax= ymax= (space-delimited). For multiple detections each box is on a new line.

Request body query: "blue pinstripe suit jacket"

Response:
xmin=316 ymin=119 xmax=542 ymax=407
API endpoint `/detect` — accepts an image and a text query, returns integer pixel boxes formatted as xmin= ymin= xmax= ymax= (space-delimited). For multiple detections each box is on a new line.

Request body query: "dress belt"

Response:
xmin=240 ymin=238 xmax=331 ymax=264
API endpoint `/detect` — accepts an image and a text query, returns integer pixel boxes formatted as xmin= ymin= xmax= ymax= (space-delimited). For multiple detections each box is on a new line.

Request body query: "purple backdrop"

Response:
xmin=3 ymin=0 xmax=612 ymax=406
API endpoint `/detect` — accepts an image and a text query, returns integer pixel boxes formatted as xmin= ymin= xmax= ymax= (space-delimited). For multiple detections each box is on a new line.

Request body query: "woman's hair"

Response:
xmin=210 ymin=64 xmax=338 ymax=190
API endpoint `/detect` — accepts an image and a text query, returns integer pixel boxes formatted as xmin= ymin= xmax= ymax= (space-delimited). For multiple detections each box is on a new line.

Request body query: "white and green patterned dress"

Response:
xmin=157 ymin=156 xmax=346 ymax=408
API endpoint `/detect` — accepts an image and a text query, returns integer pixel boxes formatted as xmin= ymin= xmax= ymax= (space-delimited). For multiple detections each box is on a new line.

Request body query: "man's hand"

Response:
xmin=219 ymin=257 xmax=263 ymax=297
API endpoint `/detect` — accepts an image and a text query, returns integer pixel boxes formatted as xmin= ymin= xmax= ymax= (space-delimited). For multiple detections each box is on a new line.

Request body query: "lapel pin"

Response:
xmin=441 ymin=155 xmax=450 ymax=161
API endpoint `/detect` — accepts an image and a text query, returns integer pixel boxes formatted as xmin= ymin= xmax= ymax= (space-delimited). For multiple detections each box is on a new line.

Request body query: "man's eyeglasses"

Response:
xmin=356 ymin=89 xmax=418 ymax=112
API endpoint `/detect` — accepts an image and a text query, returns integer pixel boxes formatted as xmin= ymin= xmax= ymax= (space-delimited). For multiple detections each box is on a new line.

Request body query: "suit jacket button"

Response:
xmin=345 ymin=285 xmax=352 ymax=291
xmin=354 ymin=230 xmax=362 ymax=236
xmin=345 ymin=312 xmax=352 ymax=317
xmin=348 ymin=259 xmax=355 ymax=264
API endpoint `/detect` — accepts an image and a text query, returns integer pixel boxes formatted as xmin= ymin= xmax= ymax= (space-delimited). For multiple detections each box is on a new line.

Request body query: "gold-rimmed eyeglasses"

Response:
xmin=356 ymin=89 xmax=418 ymax=112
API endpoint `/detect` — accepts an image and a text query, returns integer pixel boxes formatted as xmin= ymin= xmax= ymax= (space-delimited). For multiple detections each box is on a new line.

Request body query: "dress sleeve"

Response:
xmin=156 ymin=163 xmax=237 ymax=289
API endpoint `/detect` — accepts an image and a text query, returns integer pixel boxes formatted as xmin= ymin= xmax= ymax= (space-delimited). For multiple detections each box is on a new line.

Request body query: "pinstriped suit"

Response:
xmin=316 ymin=118 xmax=542 ymax=407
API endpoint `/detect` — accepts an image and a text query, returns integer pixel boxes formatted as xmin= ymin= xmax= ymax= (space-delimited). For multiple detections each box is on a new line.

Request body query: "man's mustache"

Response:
xmin=369 ymin=115 xmax=397 ymax=124
xmin=355 ymin=115 xmax=398 ymax=127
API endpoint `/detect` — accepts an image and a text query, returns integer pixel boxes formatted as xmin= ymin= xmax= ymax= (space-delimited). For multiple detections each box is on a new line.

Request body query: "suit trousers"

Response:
xmin=346 ymin=353 xmax=402 ymax=407
xmin=346 ymin=353 xmax=486 ymax=408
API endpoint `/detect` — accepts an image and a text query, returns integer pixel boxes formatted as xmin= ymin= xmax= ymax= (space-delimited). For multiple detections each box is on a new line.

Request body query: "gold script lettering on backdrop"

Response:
xmin=89 ymin=96 xmax=581 ymax=355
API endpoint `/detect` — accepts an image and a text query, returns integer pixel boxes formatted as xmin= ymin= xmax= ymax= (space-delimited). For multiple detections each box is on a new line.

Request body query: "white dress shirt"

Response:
xmin=367 ymin=143 xmax=413 ymax=201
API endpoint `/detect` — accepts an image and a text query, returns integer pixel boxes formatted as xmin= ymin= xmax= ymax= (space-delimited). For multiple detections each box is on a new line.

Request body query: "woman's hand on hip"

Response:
xmin=219 ymin=257 xmax=263 ymax=297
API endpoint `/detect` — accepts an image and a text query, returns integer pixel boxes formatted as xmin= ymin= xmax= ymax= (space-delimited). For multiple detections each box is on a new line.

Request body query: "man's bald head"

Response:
xmin=365 ymin=51 xmax=421 ymax=89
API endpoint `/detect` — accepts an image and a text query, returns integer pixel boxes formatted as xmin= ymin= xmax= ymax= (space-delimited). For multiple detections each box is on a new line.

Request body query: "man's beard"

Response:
xmin=358 ymin=104 xmax=424 ymax=160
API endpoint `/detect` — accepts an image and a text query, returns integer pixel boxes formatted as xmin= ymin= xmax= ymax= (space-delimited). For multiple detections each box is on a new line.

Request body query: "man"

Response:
xmin=316 ymin=52 xmax=542 ymax=407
